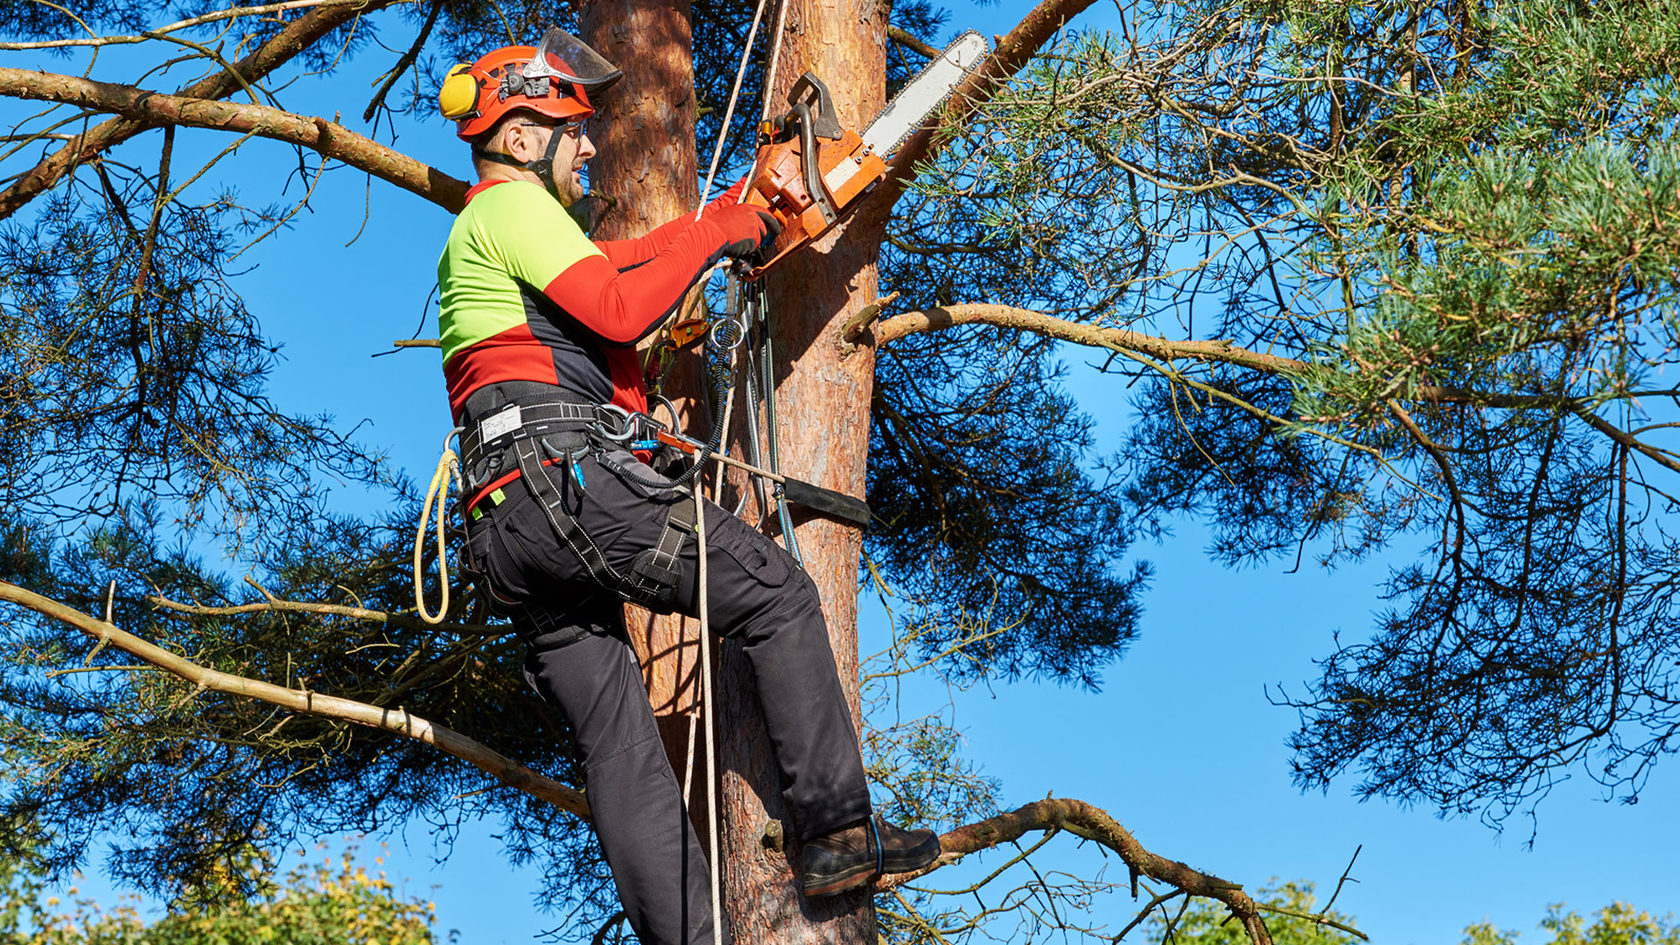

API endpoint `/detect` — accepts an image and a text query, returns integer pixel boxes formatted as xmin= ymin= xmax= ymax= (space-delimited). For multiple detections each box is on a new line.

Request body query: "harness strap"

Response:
xmin=515 ymin=436 xmax=628 ymax=592
xmin=462 ymin=400 xmax=597 ymax=469
xmin=513 ymin=434 xmax=699 ymax=609
xmin=624 ymin=492 xmax=697 ymax=603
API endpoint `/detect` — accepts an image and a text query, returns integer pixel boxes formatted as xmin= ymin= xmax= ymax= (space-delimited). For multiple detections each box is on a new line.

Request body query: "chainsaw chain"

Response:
xmin=873 ymin=29 xmax=988 ymax=156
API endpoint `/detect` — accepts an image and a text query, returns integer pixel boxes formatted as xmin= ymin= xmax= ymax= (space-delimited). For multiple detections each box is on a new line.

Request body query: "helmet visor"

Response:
xmin=523 ymin=27 xmax=623 ymax=94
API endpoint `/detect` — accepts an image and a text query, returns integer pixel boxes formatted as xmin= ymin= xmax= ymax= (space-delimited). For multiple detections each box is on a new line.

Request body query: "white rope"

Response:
xmin=693 ymin=478 xmax=724 ymax=944
xmin=760 ymin=0 xmax=791 ymax=122
xmin=682 ymin=709 xmax=700 ymax=806
xmin=682 ymin=13 xmax=795 ymax=933
xmin=695 ymin=0 xmax=777 ymax=219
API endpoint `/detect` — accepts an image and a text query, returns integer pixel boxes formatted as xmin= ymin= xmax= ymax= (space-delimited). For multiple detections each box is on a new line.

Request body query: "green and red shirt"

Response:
xmin=437 ymin=178 xmax=737 ymax=422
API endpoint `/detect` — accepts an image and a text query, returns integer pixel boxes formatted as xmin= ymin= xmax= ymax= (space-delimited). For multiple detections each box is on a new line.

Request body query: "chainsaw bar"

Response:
xmin=861 ymin=30 xmax=989 ymax=158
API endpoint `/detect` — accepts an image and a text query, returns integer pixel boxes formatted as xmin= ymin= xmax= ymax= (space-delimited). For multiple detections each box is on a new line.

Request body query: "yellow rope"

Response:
xmin=414 ymin=442 xmax=461 ymax=625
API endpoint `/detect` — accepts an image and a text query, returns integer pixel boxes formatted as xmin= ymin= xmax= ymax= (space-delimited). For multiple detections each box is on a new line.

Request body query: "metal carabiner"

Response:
xmin=710 ymin=313 xmax=748 ymax=352
xmin=591 ymin=403 xmax=636 ymax=443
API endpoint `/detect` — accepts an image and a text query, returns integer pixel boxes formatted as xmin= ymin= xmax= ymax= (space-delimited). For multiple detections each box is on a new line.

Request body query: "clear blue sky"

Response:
xmin=12 ymin=1 xmax=1678 ymax=941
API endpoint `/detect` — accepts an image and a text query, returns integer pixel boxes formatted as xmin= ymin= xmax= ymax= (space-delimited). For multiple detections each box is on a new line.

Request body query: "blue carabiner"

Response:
xmin=567 ymin=448 xmax=587 ymax=492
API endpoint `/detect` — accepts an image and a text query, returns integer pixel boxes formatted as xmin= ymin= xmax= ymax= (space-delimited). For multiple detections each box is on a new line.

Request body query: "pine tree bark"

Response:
xmin=585 ymin=0 xmax=885 ymax=939
xmin=581 ymin=0 xmax=711 ymax=829
xmin=714 ymin=0 xmax=887 ymax=940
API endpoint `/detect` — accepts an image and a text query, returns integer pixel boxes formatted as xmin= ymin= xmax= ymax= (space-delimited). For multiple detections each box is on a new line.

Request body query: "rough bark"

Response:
xmin=713 ymin=0 xmax=888 ymax=940
xmin=580 ymin=0 xmax=713 ymax=837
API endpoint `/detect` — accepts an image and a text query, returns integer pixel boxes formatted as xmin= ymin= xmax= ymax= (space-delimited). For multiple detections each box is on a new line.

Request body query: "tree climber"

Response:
xmin=433 ymin=29 xmax=941 ymax=945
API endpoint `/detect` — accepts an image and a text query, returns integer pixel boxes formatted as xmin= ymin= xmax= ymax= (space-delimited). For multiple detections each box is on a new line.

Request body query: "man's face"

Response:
xmin=505 ymin=117 xmax=596 ymax=205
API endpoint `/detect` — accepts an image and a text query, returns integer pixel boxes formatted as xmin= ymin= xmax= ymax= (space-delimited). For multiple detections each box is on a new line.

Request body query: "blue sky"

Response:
xmin=8 ymin=0 xmax=1679 ymax=941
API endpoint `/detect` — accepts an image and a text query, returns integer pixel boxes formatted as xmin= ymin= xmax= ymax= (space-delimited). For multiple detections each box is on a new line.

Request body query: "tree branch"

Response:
xmin=0 ymin=0 xmax=403 ymax=220
xmin=876 ymin=303 xmax=1680 ymax=474
xmin=888 ymin=26 xmax=941 ymax=60
xmin=0 ymin=580 xmax=588 ymax=819
xmin=874 ymin=303 xmax=1308 ymax=375
xmin=882 ymin=797 xmax=1280 ymax=945
xmin=363 ymin=0 xmax=445 ymax=122
xmin=0 ymin=68 xmax=468 ymax=212
xmin=857 ymin=0 xmax=1102 ymax=228
xmin=148 ymin=585 xmax=502 ymax=635
xmin=0 ymin=0 xmax=375 ymax=51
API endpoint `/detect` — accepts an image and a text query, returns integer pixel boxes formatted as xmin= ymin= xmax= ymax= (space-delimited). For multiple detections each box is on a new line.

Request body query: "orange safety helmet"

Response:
xmin=439 ymin=28 xmax=622 ymax=140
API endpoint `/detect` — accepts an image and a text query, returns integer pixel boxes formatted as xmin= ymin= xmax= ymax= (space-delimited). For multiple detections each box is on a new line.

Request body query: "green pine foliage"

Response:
xmin=883 ymin=0 xmax=1680 ymax=827
xmin=0 ymin=841 xmax=437 ymax=945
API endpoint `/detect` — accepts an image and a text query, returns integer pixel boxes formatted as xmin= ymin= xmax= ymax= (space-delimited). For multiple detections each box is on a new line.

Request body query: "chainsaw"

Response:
xmin=738 ymin=31 xmax=988 ymax=278
xmin=655 ymin=32 xmax=986 ymax=356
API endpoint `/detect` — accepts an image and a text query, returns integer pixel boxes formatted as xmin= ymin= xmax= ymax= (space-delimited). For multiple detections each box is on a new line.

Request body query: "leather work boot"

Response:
xmin=799 ymin=816 xmax=941 ymax=896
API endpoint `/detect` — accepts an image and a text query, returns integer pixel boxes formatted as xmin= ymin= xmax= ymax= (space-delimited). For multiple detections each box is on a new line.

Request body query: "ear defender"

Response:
xmin=439 ymin=64 xmax=480 ymax=120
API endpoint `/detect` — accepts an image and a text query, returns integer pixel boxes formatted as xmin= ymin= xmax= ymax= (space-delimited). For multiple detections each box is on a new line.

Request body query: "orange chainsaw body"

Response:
xmin=739 ymin=73 xmax=888 ymax=278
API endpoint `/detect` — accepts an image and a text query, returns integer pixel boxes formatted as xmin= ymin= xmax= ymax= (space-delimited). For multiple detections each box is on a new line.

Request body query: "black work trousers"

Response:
xmin=463 ymin=446 xmax=873 ymax=945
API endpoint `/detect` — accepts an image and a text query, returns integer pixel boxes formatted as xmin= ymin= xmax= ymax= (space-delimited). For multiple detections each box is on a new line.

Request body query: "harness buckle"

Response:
xmin=592 ymin=404 xmax=672 ymax=450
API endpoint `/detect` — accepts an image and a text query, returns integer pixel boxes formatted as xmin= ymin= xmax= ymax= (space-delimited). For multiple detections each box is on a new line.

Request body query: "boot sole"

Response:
xmin=802 ymin=837 xmax=941 ymax=897
xmin=801 ymin=861 xmax=878 ymax=897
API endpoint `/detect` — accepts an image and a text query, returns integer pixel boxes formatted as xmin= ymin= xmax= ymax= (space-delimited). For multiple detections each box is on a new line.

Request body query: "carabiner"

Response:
xmin=591 ymin=403 xmax=636 ymax=443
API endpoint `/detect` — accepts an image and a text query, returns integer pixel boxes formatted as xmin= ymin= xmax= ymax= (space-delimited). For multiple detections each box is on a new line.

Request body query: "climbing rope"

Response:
xmin=414 ymin=428 xmax=465 ymax=624
xmin=693 ymin=475 xmax=724 ymax=945
xmin=696 ymin=0 xmax=774 ymax=216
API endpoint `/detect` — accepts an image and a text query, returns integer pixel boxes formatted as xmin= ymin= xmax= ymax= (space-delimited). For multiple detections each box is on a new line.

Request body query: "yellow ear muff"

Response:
xmin=438 ymin=64 xmax=479 ymax=120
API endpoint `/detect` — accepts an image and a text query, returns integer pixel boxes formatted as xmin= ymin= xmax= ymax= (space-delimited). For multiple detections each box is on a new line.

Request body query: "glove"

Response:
xmin=713 ymin=204 xmax=782 ymax=261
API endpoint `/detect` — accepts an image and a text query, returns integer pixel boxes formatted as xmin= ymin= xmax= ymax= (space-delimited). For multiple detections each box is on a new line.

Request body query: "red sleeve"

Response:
xmin=592 ymin=178 xmax=748 ymax=270
xmin=546 ymin=216 xmax=730 ymax=346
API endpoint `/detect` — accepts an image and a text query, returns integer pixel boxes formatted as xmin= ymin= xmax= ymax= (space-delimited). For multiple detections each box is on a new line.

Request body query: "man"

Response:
xmin=434 ymin=29 xmax=940 ymax=945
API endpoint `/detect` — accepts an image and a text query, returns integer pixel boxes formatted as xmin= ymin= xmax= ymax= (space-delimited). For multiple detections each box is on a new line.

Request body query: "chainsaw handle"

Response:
xmin=792 ymin=102 xmax=839 ymax=225
xmin=786 ymin=72 xmax=842 ymax=140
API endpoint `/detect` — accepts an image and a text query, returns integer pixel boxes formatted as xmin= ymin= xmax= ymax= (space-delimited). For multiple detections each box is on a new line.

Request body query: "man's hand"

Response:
xmin=714 ymin=204 xmax=782 ymax=261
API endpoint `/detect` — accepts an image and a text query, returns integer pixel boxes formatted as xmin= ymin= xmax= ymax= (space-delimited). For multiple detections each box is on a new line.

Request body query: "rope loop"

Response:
xmin=415 ymin=427 xmax=466 ymax=625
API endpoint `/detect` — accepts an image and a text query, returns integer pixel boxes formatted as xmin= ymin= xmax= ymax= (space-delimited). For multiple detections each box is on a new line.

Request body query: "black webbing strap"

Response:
xmin=514 ymin=437 xmax=699 ymax=608
xmin=623 ymin=492 xmax=698 ymax=603
xmin=514 ymin=437 xmax=629 ymax=592
xmin=462 ymin=401 xmax=596 ymax=469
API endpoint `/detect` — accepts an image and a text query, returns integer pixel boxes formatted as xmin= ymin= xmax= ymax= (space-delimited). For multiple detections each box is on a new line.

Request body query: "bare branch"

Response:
xmin=888 ymin=26 xmax=941 ymax=60
xmin=0 ymin=0 xmax=384 ymax=51
xmin=363 ymin=0 xmax=445 ymax=122
xmin=884 ymin=797 xmax=1282 ymax=945
xmin=0 ymin=68 xmax=468 ymax=212
xmin=0 ymin=580 xmax=588 ymax=818
xmin=148 ymin=590 xmax=503 ymax=636
xmin=873 ymin=303 xmax=1308 ymax=374
xmin=0 ymin=0 xmax=403 ymax=220
xmin=856 ymin=0 xmax=1103 ymax=228
xmin=876 ymin=303 xmax=1680 ymax=474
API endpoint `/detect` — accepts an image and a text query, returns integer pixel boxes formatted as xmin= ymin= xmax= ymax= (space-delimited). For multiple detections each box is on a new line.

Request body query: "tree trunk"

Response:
xmin=715 ymin=0 xmax=887 ymax=940
xmin=586 ymin=0 xmax=886 ymax=940
xmin=581 ymin=0 xmax=711 ymax=828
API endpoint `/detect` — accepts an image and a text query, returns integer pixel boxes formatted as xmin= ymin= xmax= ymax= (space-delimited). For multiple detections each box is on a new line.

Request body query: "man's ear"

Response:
xmin=507 ymin=123 xmax=544 ymax=164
